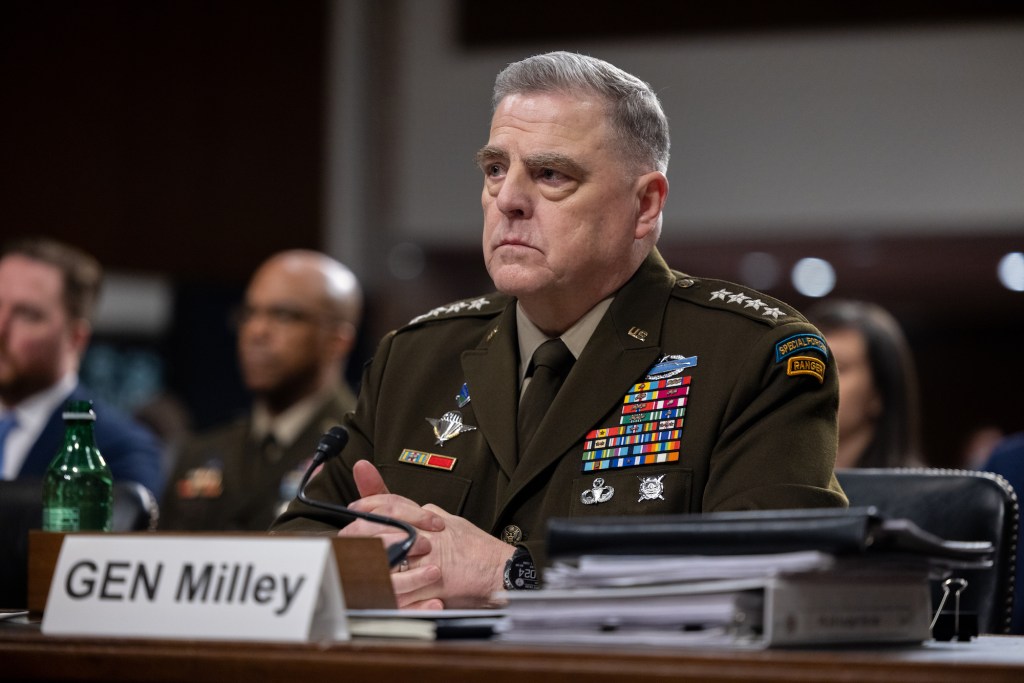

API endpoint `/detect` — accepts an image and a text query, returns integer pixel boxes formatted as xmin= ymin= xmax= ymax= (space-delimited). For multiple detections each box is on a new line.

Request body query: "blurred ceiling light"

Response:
xmin=791 ymin=257 xmax=836 ymax=298
xmin=998 ymin=252 xmax=1024 ymax=292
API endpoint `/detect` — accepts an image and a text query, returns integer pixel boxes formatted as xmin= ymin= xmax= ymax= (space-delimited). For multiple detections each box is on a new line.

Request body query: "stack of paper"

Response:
xmin=498 ymin=552 xmax=933 ymax=648
xmin=496 ymin=508 xmax=993 ymax=648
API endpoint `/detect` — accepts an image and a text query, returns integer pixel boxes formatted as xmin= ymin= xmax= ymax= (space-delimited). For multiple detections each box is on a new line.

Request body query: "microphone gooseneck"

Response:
xmin=297 ymin=426 xmax=417 ymax=567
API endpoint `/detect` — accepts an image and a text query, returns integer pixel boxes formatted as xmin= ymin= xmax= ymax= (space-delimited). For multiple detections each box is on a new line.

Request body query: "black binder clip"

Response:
xmin=930 ymin=577 xmax=978 ymax=642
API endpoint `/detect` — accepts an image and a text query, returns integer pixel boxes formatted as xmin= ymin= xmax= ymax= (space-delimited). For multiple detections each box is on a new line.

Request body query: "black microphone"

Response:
xmin=296 ymin=426 xmax=417 ymax=568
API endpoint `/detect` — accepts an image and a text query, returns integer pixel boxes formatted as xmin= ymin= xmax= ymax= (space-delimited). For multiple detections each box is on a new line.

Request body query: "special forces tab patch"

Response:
xmin=774 ymin=333 xmax=828 ymax=363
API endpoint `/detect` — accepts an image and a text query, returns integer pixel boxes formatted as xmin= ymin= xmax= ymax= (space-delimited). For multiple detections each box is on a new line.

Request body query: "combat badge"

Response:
xmin=580 ymin=477 xmax=615 ymax=505
xmin=425 ymin=410 xmax=477 ymax=446
xmin=638 ymin=474 xmax=665 ymax=502
xmin=646 ymin=354 xmax=698 ymax=380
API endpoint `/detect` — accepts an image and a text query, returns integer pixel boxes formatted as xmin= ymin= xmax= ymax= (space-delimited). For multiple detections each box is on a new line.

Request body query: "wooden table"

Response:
xmin=4 ymin=618 xmax=1024 ymax=683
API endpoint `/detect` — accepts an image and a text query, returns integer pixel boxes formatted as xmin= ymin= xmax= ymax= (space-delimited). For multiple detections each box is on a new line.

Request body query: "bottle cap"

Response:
xmin=62 ymin=399 xmax=96 ymax=421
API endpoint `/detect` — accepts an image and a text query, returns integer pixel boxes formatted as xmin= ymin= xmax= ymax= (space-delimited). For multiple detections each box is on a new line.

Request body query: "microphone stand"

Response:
xmin=296 ymin=427 xmax=417 ymax=568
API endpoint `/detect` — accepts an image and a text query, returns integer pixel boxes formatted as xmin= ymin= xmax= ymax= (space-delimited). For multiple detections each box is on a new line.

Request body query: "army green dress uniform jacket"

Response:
xmin=161 ymin=388 xmax=356 ymax=531
xmin=271 ymin=250 xmax=846 ymax=567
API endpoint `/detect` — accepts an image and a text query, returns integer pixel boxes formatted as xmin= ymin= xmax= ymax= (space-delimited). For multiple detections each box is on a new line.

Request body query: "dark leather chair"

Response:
xmin=0 ymin=478 xmax=159 ymax=608
xmin=837 ymin=468 xmax=1018 ymax=634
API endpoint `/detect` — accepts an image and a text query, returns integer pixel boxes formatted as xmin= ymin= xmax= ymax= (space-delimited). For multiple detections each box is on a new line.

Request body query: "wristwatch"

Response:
xmin=503 ymin=546 xmax=539 ymax=590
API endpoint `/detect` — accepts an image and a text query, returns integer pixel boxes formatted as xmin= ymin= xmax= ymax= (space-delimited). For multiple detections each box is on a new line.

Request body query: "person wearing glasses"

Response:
xmin=160 ymin=250 xmax=362 ymax=530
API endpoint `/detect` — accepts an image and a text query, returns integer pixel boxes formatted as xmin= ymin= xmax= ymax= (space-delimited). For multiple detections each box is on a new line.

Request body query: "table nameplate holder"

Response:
xmin=28 ymin=531 xmax=394 ymax=643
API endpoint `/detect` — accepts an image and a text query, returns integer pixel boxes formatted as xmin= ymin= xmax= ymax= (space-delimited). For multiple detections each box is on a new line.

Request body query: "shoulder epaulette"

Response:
xmin=668 ymin=273 xmax=805 ymax=326
xmin=403 ymin=293 xmax=510 ymax=328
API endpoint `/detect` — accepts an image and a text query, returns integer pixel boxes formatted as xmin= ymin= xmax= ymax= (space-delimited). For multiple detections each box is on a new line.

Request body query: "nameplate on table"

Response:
xmin=41 ymin=535 xmax=348 ymax=642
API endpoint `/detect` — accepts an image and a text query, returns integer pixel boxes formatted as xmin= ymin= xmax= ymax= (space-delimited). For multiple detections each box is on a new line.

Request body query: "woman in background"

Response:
xmin=807 ymin=299 xmax=923 ymax=469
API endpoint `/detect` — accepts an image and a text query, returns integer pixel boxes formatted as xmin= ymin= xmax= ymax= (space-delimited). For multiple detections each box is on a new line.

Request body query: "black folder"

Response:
xmin=546 ymin=507 xmax=993 ymax=567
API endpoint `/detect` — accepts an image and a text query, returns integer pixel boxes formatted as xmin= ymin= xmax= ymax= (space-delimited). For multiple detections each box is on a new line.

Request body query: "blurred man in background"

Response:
xmin=0 ymin=237 xmax=164 ymax=493
xmin=160 ymin=249 xmax=362 ymax=530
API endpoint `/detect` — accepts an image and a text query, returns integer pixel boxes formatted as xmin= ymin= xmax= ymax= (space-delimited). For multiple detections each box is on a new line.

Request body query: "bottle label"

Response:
xmin=44 ymin=507 xmax=81 ymax=532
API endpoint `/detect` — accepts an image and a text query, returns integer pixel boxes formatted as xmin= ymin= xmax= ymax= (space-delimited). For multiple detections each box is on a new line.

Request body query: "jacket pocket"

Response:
xmin=379 ymin=463 xmax=472 ymax=514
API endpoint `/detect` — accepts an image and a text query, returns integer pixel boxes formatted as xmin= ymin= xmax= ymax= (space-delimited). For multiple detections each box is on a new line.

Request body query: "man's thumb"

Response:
xmin=353 ymin=459 xmax=390 ymax=497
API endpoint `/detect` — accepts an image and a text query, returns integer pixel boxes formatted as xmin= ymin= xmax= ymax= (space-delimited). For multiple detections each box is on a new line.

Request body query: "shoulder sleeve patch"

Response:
xmin=785 ymin=355 xmax=827 ymax=383
xmin=774 ymin=333 xmax=828 ymax=362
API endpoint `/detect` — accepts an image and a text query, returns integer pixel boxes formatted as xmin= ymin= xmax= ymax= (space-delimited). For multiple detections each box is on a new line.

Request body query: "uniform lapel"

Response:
xmin=498 ymin=250 xmax=678 ymax=513
xmin=461 ymin=302 xmax=520 ymax=478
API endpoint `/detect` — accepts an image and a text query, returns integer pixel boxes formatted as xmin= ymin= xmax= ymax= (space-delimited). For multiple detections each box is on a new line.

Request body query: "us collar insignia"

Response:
xmin=645 ymin=354 xmax=698 ymax=380
xmin=425 ymin=410 xmax=477 ymax=446
xmin=455 ymin=382 xmax=471 ymax=408
xmin=627 ymin=326 xmax=648 ymax=342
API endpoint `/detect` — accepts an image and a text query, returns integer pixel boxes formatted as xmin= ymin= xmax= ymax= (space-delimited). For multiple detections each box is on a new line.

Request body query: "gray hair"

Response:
xmin=492 ymin=51 xmax=670 ymax=174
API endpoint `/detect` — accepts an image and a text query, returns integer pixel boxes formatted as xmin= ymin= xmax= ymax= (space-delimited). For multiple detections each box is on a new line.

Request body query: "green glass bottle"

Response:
xmin=42 ymin=400 xmax=113 ymax=532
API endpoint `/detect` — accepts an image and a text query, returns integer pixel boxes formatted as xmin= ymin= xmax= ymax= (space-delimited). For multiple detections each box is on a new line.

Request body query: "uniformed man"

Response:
xmin=271 ymin=52 xmax=846 ymax=608
xmin=160 ymin=250 xmax=362 ymax=531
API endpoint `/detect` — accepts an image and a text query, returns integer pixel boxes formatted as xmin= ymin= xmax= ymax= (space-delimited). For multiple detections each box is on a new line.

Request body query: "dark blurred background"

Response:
xmin=2 ymin=0 xmax=1021 ymax=468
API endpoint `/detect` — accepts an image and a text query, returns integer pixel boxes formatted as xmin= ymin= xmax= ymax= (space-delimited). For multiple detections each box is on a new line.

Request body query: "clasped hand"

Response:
xmin=337 ymin=460 xmax=515 ymax=610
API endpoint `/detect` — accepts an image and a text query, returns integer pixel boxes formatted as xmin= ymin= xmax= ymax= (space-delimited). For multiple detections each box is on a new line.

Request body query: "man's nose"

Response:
xmin=495 ymin=166 xmax=533 ymax=219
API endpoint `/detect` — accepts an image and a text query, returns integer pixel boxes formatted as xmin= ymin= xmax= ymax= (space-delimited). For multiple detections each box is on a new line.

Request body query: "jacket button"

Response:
xmin=677 ymin=278 xmax=696 ymax=288
xmin=501 ymin=525 xmax=523 ymax=544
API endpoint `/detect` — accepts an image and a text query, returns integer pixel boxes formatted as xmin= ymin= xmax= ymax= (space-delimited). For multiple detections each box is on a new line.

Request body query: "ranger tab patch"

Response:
xmin=787 ymin=355 xmax=826 ymax=383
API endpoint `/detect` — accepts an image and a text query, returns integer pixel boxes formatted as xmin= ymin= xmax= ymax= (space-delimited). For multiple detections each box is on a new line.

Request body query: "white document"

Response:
xmin=545 ymin=550 xmax=835 ymax=588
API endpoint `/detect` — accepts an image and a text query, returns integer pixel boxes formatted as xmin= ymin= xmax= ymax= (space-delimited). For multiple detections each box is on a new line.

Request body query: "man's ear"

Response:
xmin=634 ymin=171 xmax=669 ymax=240
xmin=68 ymin=318 xmax=92 ymax=356
xmin=330 ymin=320 xmax=357 ymax=360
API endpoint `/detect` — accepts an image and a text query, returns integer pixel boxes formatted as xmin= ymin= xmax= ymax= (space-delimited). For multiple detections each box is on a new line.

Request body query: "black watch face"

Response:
xmin=509 ymin=556 xmax=538 ymax=589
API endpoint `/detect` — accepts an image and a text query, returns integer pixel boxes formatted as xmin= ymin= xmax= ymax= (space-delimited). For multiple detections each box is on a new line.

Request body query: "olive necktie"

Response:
xmin=517 ymin=338 xmax=575 ymax=457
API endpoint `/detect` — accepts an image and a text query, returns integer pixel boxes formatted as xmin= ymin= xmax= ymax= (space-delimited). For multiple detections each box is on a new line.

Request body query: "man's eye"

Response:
xmin=485 ymin=163 xmax=505 ymax=177
xmin=12 ymin=307 xmax=45 ymax=324
xmin=538 ymin=168 xmax=566 ymax=182
xmin=268 ymin=308 xmax=305 ymax=324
